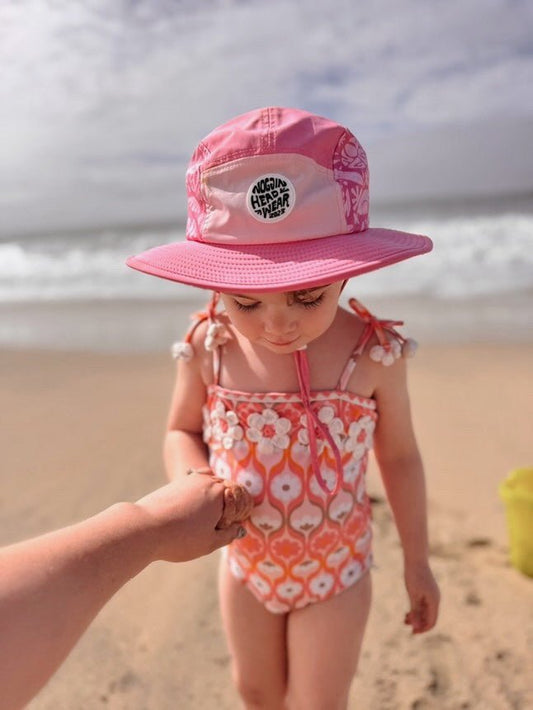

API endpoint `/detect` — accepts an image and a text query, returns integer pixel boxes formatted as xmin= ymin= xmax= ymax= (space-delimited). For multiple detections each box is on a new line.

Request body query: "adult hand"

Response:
xmin=135 ymin=473 xmax=253 ymax=563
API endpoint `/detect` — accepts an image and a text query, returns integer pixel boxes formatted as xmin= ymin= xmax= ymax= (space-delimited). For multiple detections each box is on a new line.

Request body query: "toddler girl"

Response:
xmin=127 ymin=107 xmax=440 ymax=710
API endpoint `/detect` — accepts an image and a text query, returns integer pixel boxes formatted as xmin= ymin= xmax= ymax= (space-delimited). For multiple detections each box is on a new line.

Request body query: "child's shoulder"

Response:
xmin=171 ymin=312 xmax=215 ymax=382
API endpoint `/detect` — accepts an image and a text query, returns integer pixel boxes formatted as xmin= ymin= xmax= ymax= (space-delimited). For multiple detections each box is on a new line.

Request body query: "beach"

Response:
xmin=0 ymin=299 xmax=531 ymax=710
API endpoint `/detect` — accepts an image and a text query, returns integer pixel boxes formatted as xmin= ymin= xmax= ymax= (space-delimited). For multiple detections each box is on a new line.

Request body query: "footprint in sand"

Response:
xmin=409 ymin=633 xmax=472 ymax=709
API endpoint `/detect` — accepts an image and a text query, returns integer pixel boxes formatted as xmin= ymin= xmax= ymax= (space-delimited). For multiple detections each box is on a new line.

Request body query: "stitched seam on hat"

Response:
xmin=196 ymin=141 xmax=215 ymax=236
xmin=203 ymin=153 xmax=332 ymax=178
xmin=332 ymin=130 xmax=353 ymax=230
xmin=332 ymin=129 xmax=347 ymax=172
xmin=265 ymin=107 xmax=274 ymax=152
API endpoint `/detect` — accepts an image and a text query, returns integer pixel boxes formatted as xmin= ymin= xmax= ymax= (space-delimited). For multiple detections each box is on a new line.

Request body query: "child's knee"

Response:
xmin=234 ymin=671 xmax=286 ymax=709
xmin=286 ymin=687 xmax=349 ymax=710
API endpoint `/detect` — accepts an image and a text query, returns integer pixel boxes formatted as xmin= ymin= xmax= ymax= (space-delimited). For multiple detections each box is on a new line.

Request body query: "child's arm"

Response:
xmin=372 ymin=356 xmax=440 ymax=634
xmin=164 ymin=326 xmax=211 ymax=480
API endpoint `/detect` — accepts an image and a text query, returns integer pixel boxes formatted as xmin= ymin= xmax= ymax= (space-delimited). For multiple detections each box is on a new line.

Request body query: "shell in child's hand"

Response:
xmin=216 ymin=482 xmax=254 ymax=529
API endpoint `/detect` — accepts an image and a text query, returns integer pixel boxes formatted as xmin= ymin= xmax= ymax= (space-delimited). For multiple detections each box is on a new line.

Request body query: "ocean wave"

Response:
xmin=1 ymin=212 xmax=532 ymax=302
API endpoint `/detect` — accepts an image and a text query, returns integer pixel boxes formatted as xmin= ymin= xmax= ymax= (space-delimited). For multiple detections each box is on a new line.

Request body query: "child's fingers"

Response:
xmin=422 ymin=596 xmax=439 ymax=632
xmin=216 ymin=483 xmax=254 ymax=529
xmin=216 ymin=488 xmax=237 ymax=529
xmin=405 ymin=596 xmax=438 ymax=634
xmin=231 ymin=483 xmax=254 ymax=519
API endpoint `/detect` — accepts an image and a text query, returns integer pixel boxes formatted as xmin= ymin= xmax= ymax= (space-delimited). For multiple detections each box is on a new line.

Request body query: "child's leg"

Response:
xmin=219 ymin=560 xmax=288 ymax=710
xmin=285 ymin=572 xmax=372 ymax=710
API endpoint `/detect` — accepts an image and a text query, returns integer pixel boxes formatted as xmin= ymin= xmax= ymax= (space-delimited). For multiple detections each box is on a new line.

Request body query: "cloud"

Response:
xmin=1 ymin=0 xmax=532 ymax=234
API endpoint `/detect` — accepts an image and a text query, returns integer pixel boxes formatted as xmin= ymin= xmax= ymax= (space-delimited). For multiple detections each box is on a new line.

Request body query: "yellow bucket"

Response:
xmin=499 ymin=467 xmax=533 ymax=577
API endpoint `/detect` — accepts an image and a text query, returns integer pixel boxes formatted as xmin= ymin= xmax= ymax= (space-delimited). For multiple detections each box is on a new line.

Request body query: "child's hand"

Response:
xmin=185 ymin=467 xmax=254 ymax=529
xmin=216 ymin=480 xmax=254 ymax=529
xmin=404 ymin=561 xmax=440 ymax=634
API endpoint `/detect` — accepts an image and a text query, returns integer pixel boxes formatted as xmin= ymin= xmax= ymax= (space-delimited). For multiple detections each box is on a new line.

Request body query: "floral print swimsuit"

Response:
xmin=179 ymin=298 xmax=414 ymax=614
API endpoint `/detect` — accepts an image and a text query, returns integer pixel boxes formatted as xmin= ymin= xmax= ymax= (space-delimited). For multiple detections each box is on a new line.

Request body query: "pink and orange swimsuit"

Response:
xmin=179 ymin=298 xmax=413 ymax=614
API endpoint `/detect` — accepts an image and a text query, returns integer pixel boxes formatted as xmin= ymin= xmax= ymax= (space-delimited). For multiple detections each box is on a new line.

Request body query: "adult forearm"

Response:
xmin=0 ymin=502 xmax=152 ymax=710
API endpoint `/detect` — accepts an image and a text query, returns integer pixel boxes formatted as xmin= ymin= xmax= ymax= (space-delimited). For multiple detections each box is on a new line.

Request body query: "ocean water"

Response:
xmin=1 ymin=197 xmax=532 ymax=350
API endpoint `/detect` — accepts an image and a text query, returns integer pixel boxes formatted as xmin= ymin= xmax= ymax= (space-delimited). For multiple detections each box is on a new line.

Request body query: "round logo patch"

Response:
xmin=246 ymin=174 xmax=295 ymax=223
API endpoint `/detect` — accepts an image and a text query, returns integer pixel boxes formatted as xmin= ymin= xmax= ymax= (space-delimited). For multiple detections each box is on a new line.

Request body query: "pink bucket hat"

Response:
xmin=127 ymin=107 xmax=432 ymax=292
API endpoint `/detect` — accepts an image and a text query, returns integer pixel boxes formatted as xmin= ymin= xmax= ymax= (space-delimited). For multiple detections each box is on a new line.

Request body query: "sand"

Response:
xmin=1 ymin=341 xmax=532 ymax=709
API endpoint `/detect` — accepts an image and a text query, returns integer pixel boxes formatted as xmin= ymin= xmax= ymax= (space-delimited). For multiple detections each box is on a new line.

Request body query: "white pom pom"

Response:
xmin=369 ymin=345 xmax=385 ymax=362
xmin=390 ymin=339 xmax=402 ymax=358
xmin=206 ymin=322 xmax=221 ymax=337
xmin=204 ymin=320 xmax=229 ymax=351
xmin=402 ymin=338 xmax=418 ymax=358
xmin=171 ymin=341 xmax=194 ymax=361
xmin=382 ymin=351 xmax=395 ymax=366
xmin=204 ymin=334 xmax=216 ymax=351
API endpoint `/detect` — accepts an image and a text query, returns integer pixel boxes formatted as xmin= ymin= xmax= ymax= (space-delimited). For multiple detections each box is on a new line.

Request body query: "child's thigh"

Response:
xmin=218 ymin=559 xmax=287 ymax=694
xmin=286 ymin=572 xmax=372 ymax=710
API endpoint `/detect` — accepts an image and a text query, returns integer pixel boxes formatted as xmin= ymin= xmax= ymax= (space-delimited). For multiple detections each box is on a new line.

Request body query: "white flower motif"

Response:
xmin=309 ymin=468 xmax=337 ymax=498
xmin=292 ymin=559 xmax=320 ymax=577
xmin=236 ymin=468 xmax=264 ymax=497
xmin=249 ymin=573 xmax=272 ymax=596
xmin=340 ymin=560 xmax=363 ymax=587
xmin=257 ymin=560 xmax=284 ymax=578
xmin=343 ymin=459 xmax=362 ymax=485
xmin=309 ymin=572 xmax=335 ymax=597
xmin=289 ymin=500 xmax=323 ymax=533
xmin=277 ymin=581 xmax=304 ymax=600
xmin=297 ymin=414 xmax=325 ymax=451
xmin=318 ymin=405 xmax=344 ymax=445
xmin=251 ymin=502 xmax=283 ymax=533
xmin=327 ymin=546 xmax=349 ymax=568
xmin=270 ymin=471 xmax=303 ymax=504
xmin=355 ymin=529 xmax=372 ymax=554
xmin=328 ymin=491 xmax=354 ymax=522
xmin=202 ymin=405 xmax=213 ymax=442
xmin=246 ymin=408 xmax=291 ymax=454
xmin=228 ymin=556 xmax=245 ymax=580
xmin=205 ymin=401 xmax=244 ymax=449
xmin=345 ymin=416 xmax=375 ymax=458
xmin=171 ymin=341 xmax=194 ymax=361
xmin=212 ymin=457 xmax=232 ymax=481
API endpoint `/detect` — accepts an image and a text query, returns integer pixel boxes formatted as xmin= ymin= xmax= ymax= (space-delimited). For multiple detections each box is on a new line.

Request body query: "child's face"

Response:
xmin=219 ymin=281 xmax=344 ymax=354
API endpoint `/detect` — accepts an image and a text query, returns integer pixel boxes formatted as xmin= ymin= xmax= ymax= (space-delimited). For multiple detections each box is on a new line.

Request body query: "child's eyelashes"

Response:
xmin=235 ymin=301 xmax=259 ymax=312
xmin=299 ymin=294 xmax=324 ymax=309
xmin=233 ymin=293 xmax=325 ymax=312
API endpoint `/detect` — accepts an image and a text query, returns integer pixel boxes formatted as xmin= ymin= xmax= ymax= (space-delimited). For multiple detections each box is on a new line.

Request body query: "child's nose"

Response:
xmin=263 ymin=307 xmax=297 ymax=334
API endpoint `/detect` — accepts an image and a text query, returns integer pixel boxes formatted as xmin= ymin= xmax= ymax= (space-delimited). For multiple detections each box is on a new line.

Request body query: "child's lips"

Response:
xmin=264 ymin=337 xmax=299 ymax=347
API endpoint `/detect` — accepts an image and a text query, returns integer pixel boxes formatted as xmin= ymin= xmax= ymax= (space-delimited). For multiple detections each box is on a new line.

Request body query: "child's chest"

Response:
xmin=217 ymin=330 xmax=376 ymax=399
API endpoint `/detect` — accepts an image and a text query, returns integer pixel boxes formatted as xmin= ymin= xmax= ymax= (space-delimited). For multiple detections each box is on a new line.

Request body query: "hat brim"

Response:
xmin=126 ymin=227 xmax=432 ymax=293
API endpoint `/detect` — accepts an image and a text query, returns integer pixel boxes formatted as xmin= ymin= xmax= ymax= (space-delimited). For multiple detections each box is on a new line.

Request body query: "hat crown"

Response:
xmin=185 ymin=107 xmax=370 ymax=245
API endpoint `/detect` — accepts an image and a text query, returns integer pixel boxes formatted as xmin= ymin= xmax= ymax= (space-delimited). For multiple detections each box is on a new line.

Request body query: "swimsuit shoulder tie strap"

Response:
xmin=171 ymin=292 xmax=229 ymax=384
xmin=337 ymin=297 xmax=418 ymax=390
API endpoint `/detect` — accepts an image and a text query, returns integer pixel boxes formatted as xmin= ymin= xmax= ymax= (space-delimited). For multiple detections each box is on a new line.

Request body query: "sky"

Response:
xmin=1 ymin=0 xmax=532 ymax=236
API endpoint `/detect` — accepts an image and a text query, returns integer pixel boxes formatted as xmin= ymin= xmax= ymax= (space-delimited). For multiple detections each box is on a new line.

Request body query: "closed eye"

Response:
xmin=298 ymin=293 xmax=325 ymax=309
xmin=234 ymin=300 xmax=260 ymax=312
